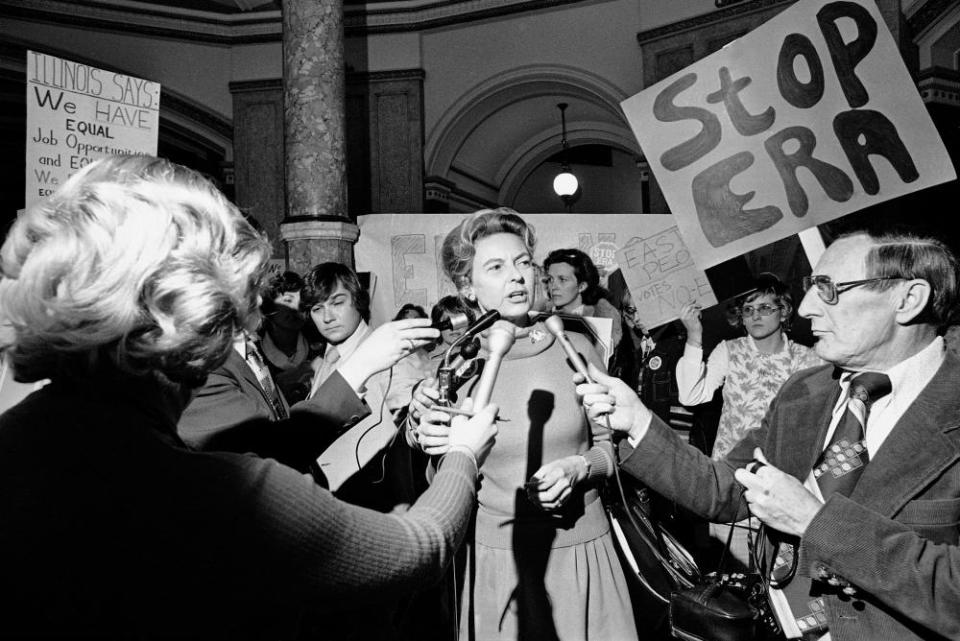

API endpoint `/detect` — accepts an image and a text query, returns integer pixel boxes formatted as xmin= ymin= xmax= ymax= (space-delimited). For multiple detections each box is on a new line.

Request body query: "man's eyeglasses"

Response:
xmin=739 ymin=303 xmax=781 ymax=317
xmin=801 ymin=275 xmax=903 ymax=305
xmin=622 ymin=306 xmax=638 ymax=316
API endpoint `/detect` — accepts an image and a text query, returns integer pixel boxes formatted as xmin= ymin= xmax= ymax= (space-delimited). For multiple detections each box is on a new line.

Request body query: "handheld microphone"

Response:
xmin=446 ymin=337 xmax=480 ymax=374
xmin=470 ymin=320 xmax=515 ymax=410
xmin=434 ymin=312 xmax=469 ymax=333
xmin=544 ymin=315 xmax=593 ymax=383
xmin=442 ymin=309 xmax=500 ymax=368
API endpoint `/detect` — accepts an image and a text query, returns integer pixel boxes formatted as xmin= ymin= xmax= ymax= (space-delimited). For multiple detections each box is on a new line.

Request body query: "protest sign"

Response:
xmin=355 ymin=213 xmax=679 ymax=330
xmin=621 ymin=0 xmax=955 ymax=269
xmin=615 ymin=227 xmax=717 ymax=329
xmin=25 ymin=51 xmax=160 ymax=209
xmin=9 ymin=51 xmax=160 ymax=414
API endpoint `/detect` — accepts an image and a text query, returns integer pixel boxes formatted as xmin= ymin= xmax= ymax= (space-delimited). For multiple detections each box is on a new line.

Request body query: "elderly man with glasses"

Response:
xmin=577 ymin=230 xmax=960 ymax=641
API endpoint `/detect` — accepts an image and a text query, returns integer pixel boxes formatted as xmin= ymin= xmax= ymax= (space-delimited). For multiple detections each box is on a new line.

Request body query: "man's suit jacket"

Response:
xmin=179 ymin=349 xmax=370 ymax=472
xmin=621 ymin=351 xmax=960 ymax=640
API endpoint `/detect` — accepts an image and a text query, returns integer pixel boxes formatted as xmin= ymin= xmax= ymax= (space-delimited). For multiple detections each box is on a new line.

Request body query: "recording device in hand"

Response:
xmin=471 ymin=320 xmax=515 ymax=410
xmin=746 ymin=459 xmax=766 ymax=474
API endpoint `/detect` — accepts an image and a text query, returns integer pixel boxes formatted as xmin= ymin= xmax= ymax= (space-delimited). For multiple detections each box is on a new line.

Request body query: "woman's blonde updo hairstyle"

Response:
xmin=441 ymin=207 xmax=537 ymax=292
xmin=0 ymin=155 xmax=271 ymax=385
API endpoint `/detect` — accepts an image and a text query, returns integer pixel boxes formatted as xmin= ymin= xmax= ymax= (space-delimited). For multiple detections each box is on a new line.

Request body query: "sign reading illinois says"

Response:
xmin=26 ymin=51 xmax=160 ymax=209
xmin=621 ymin=0 xmax=955 ymax=269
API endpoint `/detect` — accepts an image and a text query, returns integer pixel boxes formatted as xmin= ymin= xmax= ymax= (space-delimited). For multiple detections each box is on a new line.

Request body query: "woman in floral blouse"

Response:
xmin=676 ymin=272 xmax=823 ymax=567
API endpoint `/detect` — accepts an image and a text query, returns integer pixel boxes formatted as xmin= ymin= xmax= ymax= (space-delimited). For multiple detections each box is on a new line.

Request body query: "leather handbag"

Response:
xmin=667 ymin=509 xmax=783 ymax=641
xmin=604 ymin=471 xmax=701 ymax=636
xmin=668 ymin=571 xmax=769 ymax=641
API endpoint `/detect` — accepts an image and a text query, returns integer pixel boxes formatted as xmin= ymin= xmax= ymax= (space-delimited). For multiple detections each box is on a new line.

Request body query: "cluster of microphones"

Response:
xmin=433 ymin=310 xmax=593 ymax=413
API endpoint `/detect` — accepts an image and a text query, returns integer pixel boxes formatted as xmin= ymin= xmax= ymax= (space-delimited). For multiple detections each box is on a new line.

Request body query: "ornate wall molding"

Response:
xmin=636 ymin=0 xmax=791 ymax=46
xmin=0 ymin=0 xmax=599 ymax=40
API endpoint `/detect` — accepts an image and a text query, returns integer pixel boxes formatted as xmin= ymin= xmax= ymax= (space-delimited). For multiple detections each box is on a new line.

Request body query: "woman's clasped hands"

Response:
xmin=524 ymin=456 xmax=589 ymax=511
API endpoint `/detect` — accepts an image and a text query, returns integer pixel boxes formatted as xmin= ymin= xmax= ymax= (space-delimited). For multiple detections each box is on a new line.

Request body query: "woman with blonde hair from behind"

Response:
xmin=0 ymin=155 xmax=497 ymax=639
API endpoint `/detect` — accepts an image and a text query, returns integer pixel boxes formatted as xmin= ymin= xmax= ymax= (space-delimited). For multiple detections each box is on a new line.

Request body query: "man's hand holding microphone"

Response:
xmin=573 ymin=362 xmax=822 ymax=537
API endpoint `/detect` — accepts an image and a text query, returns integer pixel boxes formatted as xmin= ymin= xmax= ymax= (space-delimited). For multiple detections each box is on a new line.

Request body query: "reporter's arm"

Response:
xmin=252 ymin=404 xmax=496 ymax=598
xmin=572 ymin=331 xmax=616 ymax=481
xmin=289 ymin=370 xmax=370 ymax=429
xmin=576 ymin=361 xmax=747 ymax=523
xmin=337 ymin=319 xmax=439 ymax=393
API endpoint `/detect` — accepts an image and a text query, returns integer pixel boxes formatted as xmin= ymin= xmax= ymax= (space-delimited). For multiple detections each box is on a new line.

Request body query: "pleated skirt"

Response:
xmin=458 ymin=527 xmax=639 ymax=641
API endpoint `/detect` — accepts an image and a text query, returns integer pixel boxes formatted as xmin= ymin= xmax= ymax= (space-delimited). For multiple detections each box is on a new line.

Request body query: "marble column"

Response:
xmin=281 ymin=0 xmax=358 ymax=274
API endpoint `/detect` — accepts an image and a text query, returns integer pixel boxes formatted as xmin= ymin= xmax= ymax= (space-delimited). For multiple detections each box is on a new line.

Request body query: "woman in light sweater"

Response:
xmin=409 ymin=208 xmax=637 ymax=641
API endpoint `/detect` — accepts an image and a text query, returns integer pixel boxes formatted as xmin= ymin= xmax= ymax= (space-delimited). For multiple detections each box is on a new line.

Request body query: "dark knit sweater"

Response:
xmin=0 ymin=374 xmax=478 ymax=639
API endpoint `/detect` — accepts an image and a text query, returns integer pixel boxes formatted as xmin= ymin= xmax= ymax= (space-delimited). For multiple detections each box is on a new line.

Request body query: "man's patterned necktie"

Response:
xmin=772 ymin=371 xmax=891 ymax=638
xmin=245 ymin=336 xmax=288 ymax=420
xmin=814 ymin=372 xmax=891 ymax=497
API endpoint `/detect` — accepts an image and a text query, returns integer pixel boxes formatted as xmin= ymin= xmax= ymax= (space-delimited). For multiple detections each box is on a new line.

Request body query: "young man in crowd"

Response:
xmin=302 ymin=262 xmax=424 ymax=511
xmin=178 ymin=265 xmax=436 ymax=479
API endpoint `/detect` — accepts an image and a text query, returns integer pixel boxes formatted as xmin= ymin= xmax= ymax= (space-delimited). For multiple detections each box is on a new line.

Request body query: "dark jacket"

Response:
xmin=178 ymin=348 xmax=370 ymax=472
xmin=620 ymin=352 xmax=960 ymax=640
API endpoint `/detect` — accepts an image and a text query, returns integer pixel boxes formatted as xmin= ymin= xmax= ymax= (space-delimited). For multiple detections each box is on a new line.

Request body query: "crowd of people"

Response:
xmin=1 ymin=154 xmax=959 ymax=641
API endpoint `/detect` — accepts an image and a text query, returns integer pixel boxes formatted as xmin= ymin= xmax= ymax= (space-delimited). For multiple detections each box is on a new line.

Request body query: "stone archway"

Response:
xmin=424 ymin=64 xmax=639 ymax=212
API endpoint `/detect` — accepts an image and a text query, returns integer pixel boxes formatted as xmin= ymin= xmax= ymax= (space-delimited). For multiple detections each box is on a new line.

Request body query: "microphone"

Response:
xmin=470 ymin=320 xmax=515 ymax=410
xmin=442 ymin=309 xmax=500 ymax=368
xmin=437 ymin=337 xmax=480 ymax=403
xmin=446 ymin=337 xmax=480 ymax=375
xmin=544 ymin=315 xmax=593 ymax=383
xmin=462 ymin=309 xmax=500 ymax=341
xmin=434 ymin=311 xmax=469 ymax=333
xmin=438 ymin=309 xmax=501 ymax=404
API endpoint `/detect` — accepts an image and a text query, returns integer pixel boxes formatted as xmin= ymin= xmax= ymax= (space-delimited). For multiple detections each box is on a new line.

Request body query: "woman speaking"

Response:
xmin=409 ymin=208 xmax=637 ymax=640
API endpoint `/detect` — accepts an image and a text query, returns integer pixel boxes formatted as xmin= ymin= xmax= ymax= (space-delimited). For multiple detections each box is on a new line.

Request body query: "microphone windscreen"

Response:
xmin=472 ymin=321 xmax=515 ymax=409
xmin=543 ymin=314 xmax=591 ymax=382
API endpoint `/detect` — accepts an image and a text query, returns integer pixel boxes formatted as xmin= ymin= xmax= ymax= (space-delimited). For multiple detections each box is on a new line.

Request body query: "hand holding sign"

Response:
xmin=614 ymin=227 xmax=717 ymax=330
xmin=678 ymin=302 xmax=704 ymax=346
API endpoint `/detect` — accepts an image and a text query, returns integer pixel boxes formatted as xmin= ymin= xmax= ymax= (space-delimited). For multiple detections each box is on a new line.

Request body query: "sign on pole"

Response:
xmin=25 ymin=50 xmax=160 ymax=209
xmin=621 ymin=0 xmax=955 ymax=269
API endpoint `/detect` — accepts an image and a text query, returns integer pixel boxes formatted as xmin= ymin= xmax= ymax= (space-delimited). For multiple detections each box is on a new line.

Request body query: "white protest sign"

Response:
xmin=621 ymin=0 xmax=955 ymax=269
xmin=355 ymin=213 xmax=676 ymax=328
xmin=26 ymin=51 xmax=160 ymax=209
xmin=615 ymin=227 xmax=717 ymax=329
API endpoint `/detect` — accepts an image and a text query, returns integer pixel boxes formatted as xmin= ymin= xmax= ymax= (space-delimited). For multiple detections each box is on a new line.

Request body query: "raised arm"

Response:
xmin=675 ymin=302 xmax=729 ymax=405
xmin=224 ymin=402 xmax=498 ymax=599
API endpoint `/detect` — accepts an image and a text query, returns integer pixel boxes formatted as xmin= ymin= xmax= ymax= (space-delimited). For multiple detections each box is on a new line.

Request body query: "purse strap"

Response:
xmin=714 ymin=488 xmax=756 ymax=574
